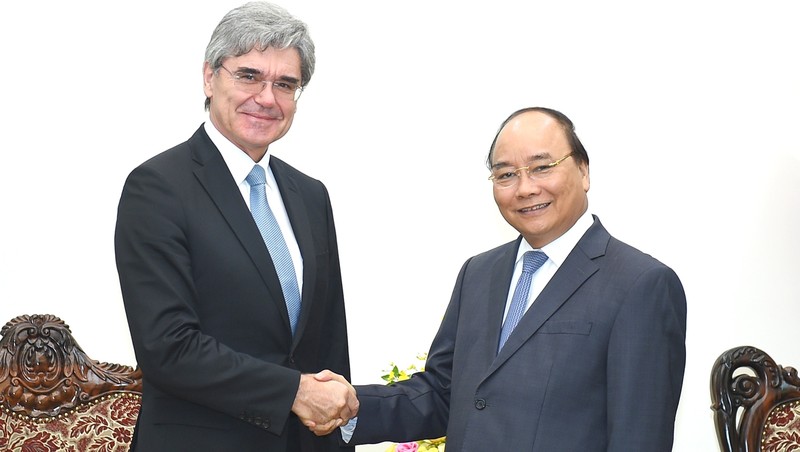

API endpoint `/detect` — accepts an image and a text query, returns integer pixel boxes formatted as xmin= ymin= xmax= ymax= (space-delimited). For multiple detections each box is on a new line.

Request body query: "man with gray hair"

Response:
xmin=115 ymin=2 xmax=357 ymax=451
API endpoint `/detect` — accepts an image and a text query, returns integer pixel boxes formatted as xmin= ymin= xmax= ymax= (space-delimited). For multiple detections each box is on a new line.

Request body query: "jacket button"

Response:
xmin=475 ymin=399 xmax=486 ymax=410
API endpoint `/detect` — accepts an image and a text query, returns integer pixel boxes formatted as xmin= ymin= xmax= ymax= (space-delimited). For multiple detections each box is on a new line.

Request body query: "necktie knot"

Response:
xmin=522 ymin=250 xmax=549 ymax=274
xmin=246 ymin=165 xmax=267 ymax=187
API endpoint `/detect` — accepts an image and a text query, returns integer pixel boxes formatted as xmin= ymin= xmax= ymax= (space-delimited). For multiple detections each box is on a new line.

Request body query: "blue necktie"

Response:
xmin=246 ymin=165 xmax=301 ymax=334
xmin=498 ymin=250 xmax=548 ymax=352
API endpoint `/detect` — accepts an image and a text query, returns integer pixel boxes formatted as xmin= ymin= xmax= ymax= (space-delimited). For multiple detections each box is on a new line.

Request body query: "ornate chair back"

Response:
xmin=711 ymin=345 xmax=800 ymax=452
xmin=0 ymin=314 xmax=142 ymax=451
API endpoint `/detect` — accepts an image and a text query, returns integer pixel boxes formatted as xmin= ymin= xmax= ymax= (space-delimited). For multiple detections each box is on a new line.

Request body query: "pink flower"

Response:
xmin=396 ymin=442 xmax=419 ymax=452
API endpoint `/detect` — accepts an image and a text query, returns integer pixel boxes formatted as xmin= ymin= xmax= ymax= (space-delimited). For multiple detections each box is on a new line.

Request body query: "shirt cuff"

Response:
xmin=340 ymin=416 xmax=358 ymax=443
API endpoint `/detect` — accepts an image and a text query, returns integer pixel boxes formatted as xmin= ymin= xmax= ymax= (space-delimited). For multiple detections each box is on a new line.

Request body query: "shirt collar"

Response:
xmin=516 ymin=209 xmax=594 ymax=267
xmin=203 ymin=121 xmax=272 ymax=186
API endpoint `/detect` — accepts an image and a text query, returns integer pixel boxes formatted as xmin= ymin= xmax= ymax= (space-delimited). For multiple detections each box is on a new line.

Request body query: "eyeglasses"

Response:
xmin=218 ymin=65 xmax=303 ymax=101
xmin=488 ymin=153 xmax=574 ymax=189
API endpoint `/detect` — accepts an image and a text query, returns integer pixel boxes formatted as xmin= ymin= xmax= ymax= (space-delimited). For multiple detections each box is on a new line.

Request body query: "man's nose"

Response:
xmin=254 ymin=83 xmax=278 ymax=105
xmin=515 ymin=170 xmax=541 ymax=196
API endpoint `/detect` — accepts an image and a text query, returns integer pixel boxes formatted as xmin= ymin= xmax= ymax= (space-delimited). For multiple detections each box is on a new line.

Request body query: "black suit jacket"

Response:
xmin=351 ymin=218 xmax=686 ymax=451
xmin=115 ymin=126 xmax=352 ymax=452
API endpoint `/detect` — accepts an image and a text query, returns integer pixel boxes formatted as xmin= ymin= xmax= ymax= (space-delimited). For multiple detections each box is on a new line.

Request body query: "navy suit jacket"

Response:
xmin=351 ymin=217 xmax=686 ymax=451
xmin=115 ymin=126 xmax=352 ymax=452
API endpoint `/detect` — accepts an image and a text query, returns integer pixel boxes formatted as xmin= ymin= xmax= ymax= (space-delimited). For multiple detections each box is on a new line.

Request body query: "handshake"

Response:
xmin=291 ymin=370 xmax=359 ymax=436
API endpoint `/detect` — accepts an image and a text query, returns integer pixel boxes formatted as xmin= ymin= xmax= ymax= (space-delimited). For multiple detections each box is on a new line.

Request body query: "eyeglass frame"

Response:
xmin=488 ymin=152 xmax=575 ymax=189
xmin=217 ymin=65 xmax=304 ymax=101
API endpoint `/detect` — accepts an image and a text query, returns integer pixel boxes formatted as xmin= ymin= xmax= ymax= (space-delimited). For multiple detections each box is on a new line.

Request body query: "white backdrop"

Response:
xmin=1 ymin=1 xmax=798 ymax=450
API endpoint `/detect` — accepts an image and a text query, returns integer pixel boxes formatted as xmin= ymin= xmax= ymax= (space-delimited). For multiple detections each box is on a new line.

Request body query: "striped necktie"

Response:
xmin=498 ymin=250 xmax=548 ymax=352
xmin=245 ymin=165 xmax=301 ymax=334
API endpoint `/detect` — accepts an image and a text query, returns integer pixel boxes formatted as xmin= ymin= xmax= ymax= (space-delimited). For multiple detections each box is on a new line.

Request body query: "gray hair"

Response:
xmin=204 ymin=2 xmax=315 ymax=109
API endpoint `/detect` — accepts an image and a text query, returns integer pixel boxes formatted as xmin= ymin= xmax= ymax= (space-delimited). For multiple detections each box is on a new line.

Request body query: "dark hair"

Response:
xmin=486 ymin=107 xmax=589 ymax=168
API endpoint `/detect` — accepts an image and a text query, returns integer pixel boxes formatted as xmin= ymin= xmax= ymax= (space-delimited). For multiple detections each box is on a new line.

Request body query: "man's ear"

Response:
xmin=581 ymin=164 xmax=590 ymax=192
xmin=203 ymin=62 xmax=214 ymax=98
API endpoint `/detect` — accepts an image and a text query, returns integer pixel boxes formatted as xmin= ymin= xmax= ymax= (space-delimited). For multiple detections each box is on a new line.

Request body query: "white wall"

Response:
xmin=1 ymin=1 xmax=798 ymax=450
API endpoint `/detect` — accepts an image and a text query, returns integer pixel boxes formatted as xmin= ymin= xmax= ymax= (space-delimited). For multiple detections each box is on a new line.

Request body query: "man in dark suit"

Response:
xmin=341 ymin=107 xmax=687 ymax=451
xmin=114 ymin=3 xmax=357 ymax=451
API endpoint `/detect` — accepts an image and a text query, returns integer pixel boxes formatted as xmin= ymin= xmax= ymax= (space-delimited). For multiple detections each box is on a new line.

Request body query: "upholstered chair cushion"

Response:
xmin=0 ymin=393 xmax=140 ymax=452
xmin=762 ymin=400 xmax=800 ymax=452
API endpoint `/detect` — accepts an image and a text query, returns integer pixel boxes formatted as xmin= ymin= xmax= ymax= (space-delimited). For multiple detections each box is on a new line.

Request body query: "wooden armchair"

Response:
xmin=711 ymin=345 xmax=800 ymax=452
xmin=0 ymin=314 xmax=142 ymax=451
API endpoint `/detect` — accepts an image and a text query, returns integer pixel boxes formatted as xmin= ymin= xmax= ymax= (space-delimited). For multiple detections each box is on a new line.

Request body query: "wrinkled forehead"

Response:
xmin=223 ymin=47 xmax=302 ymax=79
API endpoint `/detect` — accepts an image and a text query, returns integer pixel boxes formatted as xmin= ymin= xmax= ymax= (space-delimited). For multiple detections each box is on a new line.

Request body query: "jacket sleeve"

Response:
xmin=606 ymin=265 xmax=687 ymax=451
xmin=347 ymin=260 xmax=467 ymax=445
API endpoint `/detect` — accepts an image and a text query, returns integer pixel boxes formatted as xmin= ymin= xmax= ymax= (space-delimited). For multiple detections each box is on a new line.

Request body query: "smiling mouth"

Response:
xmin=240 ymin=110 xmax=282 ymax=121
xmin=519 ymin=202 xmax=550 ymax=213
xmin=248 ymin=114 xmax=280 ymax=121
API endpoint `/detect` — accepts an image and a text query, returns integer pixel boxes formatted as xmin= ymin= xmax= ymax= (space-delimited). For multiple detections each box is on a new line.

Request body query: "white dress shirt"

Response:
xmin=502 ymin=210 xmax=594 ymax=321
xmin=203 ymin=121 xmax=304 ymax=295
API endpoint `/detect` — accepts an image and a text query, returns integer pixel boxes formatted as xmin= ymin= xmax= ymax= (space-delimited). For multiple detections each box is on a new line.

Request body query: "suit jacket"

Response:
xmin=115 ymin=126 xmax=353 ymax=452
xmin=351 ymin=217 xmax=686 ymax=451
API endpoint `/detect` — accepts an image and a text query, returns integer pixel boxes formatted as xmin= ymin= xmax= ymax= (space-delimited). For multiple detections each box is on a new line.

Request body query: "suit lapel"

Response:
xmin=481 ymin=240 xmax=521 ymax=364
xmin=189 ymin=129 xmax=293 ymax=334
xmin=487 ymin=219 xmax=609 ymax=374
xmin=270 ymin=157 xmax=316 ymax=346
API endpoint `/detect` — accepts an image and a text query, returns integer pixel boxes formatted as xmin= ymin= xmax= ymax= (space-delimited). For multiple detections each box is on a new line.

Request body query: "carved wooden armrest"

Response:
xmin=710 ymin=345 xmax=800 ymax=452
xmin=0 ymin=314 xmax=142 ymax=419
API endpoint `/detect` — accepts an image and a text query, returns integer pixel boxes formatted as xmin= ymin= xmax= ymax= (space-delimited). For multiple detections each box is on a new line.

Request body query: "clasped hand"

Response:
xmin=291 ymin=370 xmax=359 ymax=436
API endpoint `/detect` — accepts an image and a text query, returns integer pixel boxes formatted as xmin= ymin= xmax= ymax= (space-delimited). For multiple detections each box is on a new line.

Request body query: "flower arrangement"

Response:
xmin=381 ymin=354 xmax=446 ymax=452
